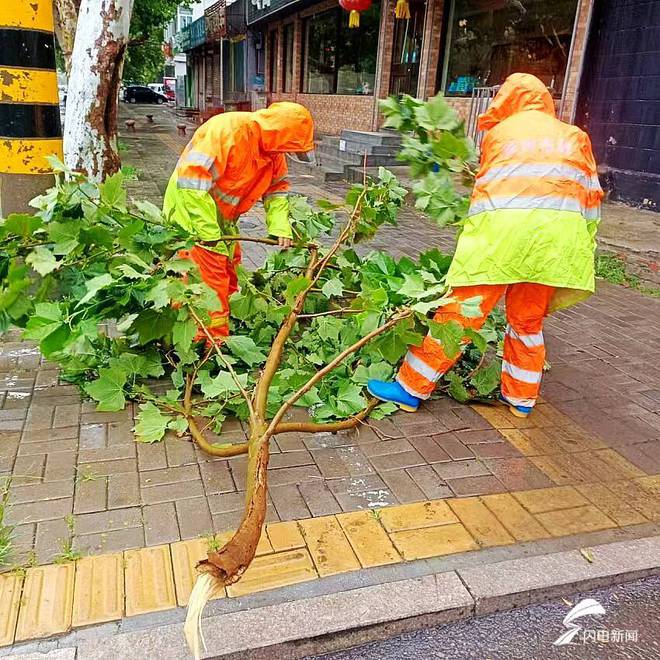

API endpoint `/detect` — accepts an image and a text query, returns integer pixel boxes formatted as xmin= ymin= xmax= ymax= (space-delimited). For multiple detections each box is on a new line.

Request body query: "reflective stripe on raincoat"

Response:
xmin=445 ymin=73 xmax=604 ymax=312
xmin=162 ymin=102 xmax=315 ymax=256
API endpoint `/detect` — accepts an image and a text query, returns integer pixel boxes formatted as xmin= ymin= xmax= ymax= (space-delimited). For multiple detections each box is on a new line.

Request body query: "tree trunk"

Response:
xmin=53 ymin=0 xmax=81 ymax=75
xmin=63 ymin=0 xmax=134 ymax=179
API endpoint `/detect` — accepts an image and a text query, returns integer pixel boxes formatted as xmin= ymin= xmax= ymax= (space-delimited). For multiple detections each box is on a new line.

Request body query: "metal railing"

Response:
xmin=466 ymin=86 xmax=499 ymax=150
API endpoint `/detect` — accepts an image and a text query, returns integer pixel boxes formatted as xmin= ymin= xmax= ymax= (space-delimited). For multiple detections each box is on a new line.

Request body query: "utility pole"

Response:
xmin=0 ymin=1 xmax=63 ymax=216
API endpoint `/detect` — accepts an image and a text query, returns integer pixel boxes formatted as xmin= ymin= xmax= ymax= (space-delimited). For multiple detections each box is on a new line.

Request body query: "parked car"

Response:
xmin=148 ymin=83 xmax=175 ymax=102
xmin=123 ymin=85 xmax=168 ymax=104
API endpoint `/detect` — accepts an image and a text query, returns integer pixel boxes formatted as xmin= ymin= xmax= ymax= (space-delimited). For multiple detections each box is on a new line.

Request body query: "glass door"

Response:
xmin=389 ymin=0 xmax=426 ymax=97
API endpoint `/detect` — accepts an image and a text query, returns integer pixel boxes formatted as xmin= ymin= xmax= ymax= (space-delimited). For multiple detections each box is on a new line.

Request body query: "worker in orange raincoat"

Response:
xmin=163 ymin=102 xmax=315 ymax=339
xmin=368 ymin=73 xmax=603 ymax=418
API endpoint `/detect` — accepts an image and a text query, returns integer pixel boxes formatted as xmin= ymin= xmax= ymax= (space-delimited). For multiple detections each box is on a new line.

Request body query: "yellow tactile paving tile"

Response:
xmin=72 ymin=554 xmax=123 ymax=627
xmin=606 ymin=479 xmax=659 ymax=522
xmin=299 ymin=516 xmax=360 ymax=577
xmin=593 ymin=449 xmax=645 ymax=480
xmin=336 ymin=511 xmax=400 ymax=567
xmin=266 ymin=521 xmax=306 ymax=552
xmin=528 ymin=453 xmax=593 ymax=485
xmin=553 ymin=426 xmax=606 ymax=452
xmin=15 ymin=563 xmax=74 ymax=641
xmin=480 ymin=493 xmax=549 ymax=542
xmin=124 ymin=545 xmax=176 ymax=617
xmin=215 ymin=529 xmax=273 ymax=556
xmin=448 ymin=497 xmax=515 ymax=547
xmin=378 ymin=500 xmax=458 ymax=533
xmin=171 ymin=539 xmax=224 ymax=608
xmin=636 ymin=474 xmax=660 ymax=496
xmin=534 ymin=504 xmax=616 ymax=537
xmin=390 ymin=523 xmax=478 ymax=560
xmin=576 ymin=483 xmax=648 ymax=526
xmin=225 ymin=548 xmax=318 ymax=597
xmin=0 ymin=573 xmax=22 ymax=647
xmin=513 ymin=486 xmax=588 ymax=514
xmin=498 ymin=428 xmax=555 ymax=456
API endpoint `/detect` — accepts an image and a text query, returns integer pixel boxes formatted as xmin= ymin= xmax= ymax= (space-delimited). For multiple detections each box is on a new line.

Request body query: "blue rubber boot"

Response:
xmin=367 ymin=380 xmax=421 ymax=413
xmin=499 ymin=394 xmax=533 ymax=418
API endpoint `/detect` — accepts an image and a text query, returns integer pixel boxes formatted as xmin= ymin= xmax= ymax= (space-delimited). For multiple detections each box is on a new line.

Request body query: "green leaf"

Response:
xmin=321 ymin=278 xmax=343 ymax=298
xmin=335 ymin=382 xmax=367 ymax=415
xmin=99 ymin=172 xmax=127 ymax=211
xmin=460 ymin=296 xmax=483 ymax=319
xmin=130 ymin=309 xmax=176 ymax=344
xmin=79 ymin=226 xmax=114 ymax=249
xmin=134 ymin=402 xmax=170 ymax=443
xmin=284 ymin=276 xmax=310 ymax=305
xmin=26 ymin=247 xmax=59 ymax=276
xmin=398 ymin=273 xmax=426 ymax=299
xmin=23 ymin=302 xmax=62 ymax=342
xmin=47 ymin=222 xmax=80 ymax=255
xmin=168 ymin=416 xmax=189 ymax=435
xmin=1 ymin=214 xmax=42 ymax=240
xmin=134 ymin=200 xmax=164 ymax=224
xmin=172 ymin=318 xmax=197 ymax=352
xmin=470 ymin=360 xmax=501 ymax=396
xmin=447 ymin=371 xmax=471 ymax=403
xmin=197 ymin=370 xmax=247 ymax=398
xmin=225 ymin=335 xmax=267 ymax=366
xmin=40 ymin=323 xmax=70 ymax=357
xmin=429 ymin=319 xmax=463 ymax=359
xmin=117 ymin=264 xmax=149 ymax=280
xmin=315 ymin=316 xmax=342 ymax=343
xmin=84 ymin=366 xmax=128 ymax=411
xmin=145 ymin=280 xmax=170 ymax=309
xmin=370 ymin=401 xmax=398 ymax=419
xmin=78 ymin=274 xmax=114 ymax=306
xmin=464 ymin=327 xmax=488 ymax=354
xmin=414 ymin=95 xmax=461 ymax=131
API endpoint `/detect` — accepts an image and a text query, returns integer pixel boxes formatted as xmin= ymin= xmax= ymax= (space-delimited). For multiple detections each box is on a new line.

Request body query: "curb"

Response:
xmin=18 ymin=534 xmax=655 ymax=660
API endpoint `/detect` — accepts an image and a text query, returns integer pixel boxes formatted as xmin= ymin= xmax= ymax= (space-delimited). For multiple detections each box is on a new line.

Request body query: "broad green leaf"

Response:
xmin=284 ymin=276 xmax=310 ymax=305
xmin=47 ymin=222 xmax=80 ymax=255
xmin=134 ymin=200 xmax=164 ymax=224
xmin=78 ymin=273 xmax=114 ymax=305
xmin=398 ymin=273 xmax=426 ymax=299
xmin=321 ymin=278 xmax=343 ymax=298
xmin=460 ymin=296 xmax=483 ymax=319
xmin=470 ymin=360 xmax=501 ymax=396
xmin=429 ymin=319 xmax=463 ymax=359
xmin=447 ymin=371 xmax=470 ymax=403
xmin=134 ymin=402 xmax=170 ymax=443
xmin=335 ymin=382 xmax=367 ymax=415
xmin=26 ymin=247 xmax=59 ymax=276
xmin=84 ymin=366 xmax=127 ymax=411
xmin=225 ymin=335 xmax=267 ymax=366
xmin=172 ymin=318 xmax=197 ymax=352
xmin=370 ymin=401 xmax=398 ymax=419
xmin=413 ymin=95 xmax=461 ymax=131
xmin=168 ymin=416 xmax=189 ymax=435
xmin=1 ymin=214 xmax=42 ymax=240
xmin=464 ymin=327 xmax=488 ymax=354
xmin=197 ymin=370 xmax=246 ymax=398
xmin=45 ymin=154 xmax=67 ymax=172
xmin=130 ymin=308 xmax=176 ymax=344
xmin=145 ymin=280 xmax=170 ymax=309
xmin=79 ymin=226 xmax=114 ymax=248
xmin=100 ymin=172 xmax=127 ymax=210
xmin=117 ymin=264 xmax=149 ymax=279
xmin=315 ymin=315 xmax=342 ymax=343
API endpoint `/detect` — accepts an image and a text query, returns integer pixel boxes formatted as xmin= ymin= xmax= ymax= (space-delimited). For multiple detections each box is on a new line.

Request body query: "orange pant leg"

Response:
xmin=501 ymin=283 xmax=555 ymax=408
xmin=397 ymin=284 xmax=506 ymax=399
xmin=188 ymin=245 xmax=235 ymax=339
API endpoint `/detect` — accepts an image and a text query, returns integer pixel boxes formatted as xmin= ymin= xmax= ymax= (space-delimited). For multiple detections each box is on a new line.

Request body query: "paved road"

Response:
xmin=312 ymin=576 xmax=660 ymax=660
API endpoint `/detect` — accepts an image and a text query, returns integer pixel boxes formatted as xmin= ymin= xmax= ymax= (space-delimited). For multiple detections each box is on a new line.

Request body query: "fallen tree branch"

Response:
xmin=265 ymin=308 xmax=412 ymax=438
xmin=188 ymin=306 xmax=258 ymax=427
xmin=273 ymin=399 xmax=378 ymax=434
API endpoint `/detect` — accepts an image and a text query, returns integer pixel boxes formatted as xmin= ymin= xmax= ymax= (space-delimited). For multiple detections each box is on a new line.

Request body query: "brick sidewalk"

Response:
xmin=1 ymin=104 xmax=658 ymax=571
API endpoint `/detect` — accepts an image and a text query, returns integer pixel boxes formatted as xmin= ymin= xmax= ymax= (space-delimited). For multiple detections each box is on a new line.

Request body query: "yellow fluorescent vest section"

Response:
xmin=0 ymin=138 xmax=63 ymax=174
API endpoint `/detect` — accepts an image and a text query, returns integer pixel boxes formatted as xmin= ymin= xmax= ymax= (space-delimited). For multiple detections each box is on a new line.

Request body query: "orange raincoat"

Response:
xmin=397 ymin=73 xmax=603 ymax=409
xmin=163 ymin=102 xmax=315 ymax=337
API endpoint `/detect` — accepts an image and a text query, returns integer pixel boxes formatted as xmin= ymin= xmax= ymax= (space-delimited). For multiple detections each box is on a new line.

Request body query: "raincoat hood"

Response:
xmin=253 ymin=102 xmax=315 ymax=153
xmin=478 ymin=73 xmax=555 ymax=132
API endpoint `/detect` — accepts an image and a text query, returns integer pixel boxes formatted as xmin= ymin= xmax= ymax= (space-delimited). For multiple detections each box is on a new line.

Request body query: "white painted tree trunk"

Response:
xmin=64 ymin=0 xmax=134 ymax=179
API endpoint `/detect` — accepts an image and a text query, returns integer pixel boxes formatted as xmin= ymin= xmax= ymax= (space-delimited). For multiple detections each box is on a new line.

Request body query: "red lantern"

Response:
xmin=339 ymin=0 xmax=372 ymax=28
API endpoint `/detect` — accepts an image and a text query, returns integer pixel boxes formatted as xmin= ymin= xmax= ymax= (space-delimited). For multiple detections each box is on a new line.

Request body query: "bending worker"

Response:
xmin=163 ymin=102 xmax=315 ymax=339
xmin=369 ymin=73 xmax=603 ymax=418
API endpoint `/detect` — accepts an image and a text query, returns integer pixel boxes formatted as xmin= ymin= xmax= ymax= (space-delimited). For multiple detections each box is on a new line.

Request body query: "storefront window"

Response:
xmin=442 ymin=0 xmax=579 ymax=96
xmin=283 ymin=23 xmax=295 ymax=93
xmin=268 ymin=30 xmax=277 ymax=92
xmin=223 ymin=38 xmax=245 ymax=94
xmin=302 ymin=5 xmax=379 ymax=95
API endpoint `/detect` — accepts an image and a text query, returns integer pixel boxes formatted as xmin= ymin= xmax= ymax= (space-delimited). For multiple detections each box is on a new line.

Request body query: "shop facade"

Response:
xmin=248 ymin=0 xmax=596 ymax=135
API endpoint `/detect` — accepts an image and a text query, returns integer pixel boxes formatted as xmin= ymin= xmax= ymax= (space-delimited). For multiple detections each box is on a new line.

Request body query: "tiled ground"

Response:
xmin=1 ymin=105 xmax=658 ymax=567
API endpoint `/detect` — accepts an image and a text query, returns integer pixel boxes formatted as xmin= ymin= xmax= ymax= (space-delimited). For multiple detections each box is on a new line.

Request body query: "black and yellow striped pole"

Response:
xmin=0 ymin=1 xmax=63 ymax=216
